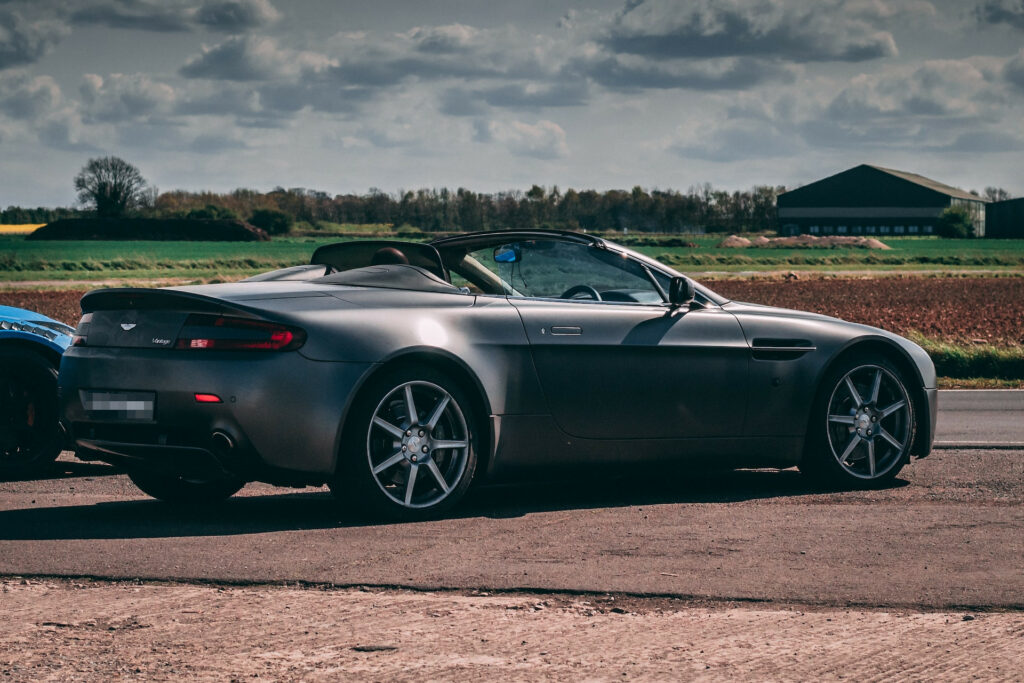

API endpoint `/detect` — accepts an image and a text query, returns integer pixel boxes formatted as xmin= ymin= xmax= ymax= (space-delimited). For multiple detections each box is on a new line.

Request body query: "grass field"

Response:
xmin=0 ymin=236 xmax=329 ymax=281
xmin=630 ymin=236 xmax=1024 ymax=271
xmin=2 ymin=235 xmax=1024 ymax=281
xmin=908 ymin=334 xmax=1024 ymax=380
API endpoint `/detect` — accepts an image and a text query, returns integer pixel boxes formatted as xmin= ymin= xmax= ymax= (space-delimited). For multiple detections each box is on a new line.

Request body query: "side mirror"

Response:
xmin=493 ymin=244 xmax=520 ymax=263
xmin=669 ymin=276 xmax=695 ymax=307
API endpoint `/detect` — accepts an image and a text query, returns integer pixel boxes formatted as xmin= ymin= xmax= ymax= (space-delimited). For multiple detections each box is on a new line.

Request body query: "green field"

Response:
xmin=2 ymin=235 xmax=1024 ymax=282
xmin=0 ymin=236 xmax=341 ymax=281
xmin=629 ymin=236 xmax=1024 ymax=271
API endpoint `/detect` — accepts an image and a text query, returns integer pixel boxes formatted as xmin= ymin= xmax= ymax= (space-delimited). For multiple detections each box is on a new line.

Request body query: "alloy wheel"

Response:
xmin=825 ymin=364 xmax=912 ymax=480
xmin=366 ymin=380 xmax=470 ymax=509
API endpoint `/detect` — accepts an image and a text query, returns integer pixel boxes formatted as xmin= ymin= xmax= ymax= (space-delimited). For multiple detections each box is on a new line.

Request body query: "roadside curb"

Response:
xmin=934 ymin=441 xmax=1024 ymax=450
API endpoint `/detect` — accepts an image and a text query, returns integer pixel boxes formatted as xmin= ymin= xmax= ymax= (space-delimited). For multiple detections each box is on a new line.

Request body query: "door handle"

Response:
xmin=550 ymin=326 xmax=582 ymax=336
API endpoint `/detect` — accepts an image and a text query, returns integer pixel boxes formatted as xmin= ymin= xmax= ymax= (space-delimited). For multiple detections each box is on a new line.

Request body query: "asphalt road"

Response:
xmin=1 ymin=390 xmax=1019 ymax=611
xmin=1 ymin=443 xmax=1021 ymax=611
xmin=935 ymin=390 xmax=1024 ymax=447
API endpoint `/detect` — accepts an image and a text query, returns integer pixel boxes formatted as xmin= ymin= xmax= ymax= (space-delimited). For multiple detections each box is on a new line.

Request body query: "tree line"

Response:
xmin=3 ymin=156 xmax=1015 ymax=235
xmin=5 ymin=156 xmax=789 ymax=234
xmin=153 ymin=183 xmax=788 ymax=234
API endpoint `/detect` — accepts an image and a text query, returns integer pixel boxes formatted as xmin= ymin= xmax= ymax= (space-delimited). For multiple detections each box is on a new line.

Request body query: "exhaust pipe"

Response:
xmin=211 ymin=430 xmax=235 ymax=453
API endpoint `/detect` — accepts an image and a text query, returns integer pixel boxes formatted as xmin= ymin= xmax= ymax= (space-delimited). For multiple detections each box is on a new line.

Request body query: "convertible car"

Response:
xmin=1 ymin=305 xmax=74 ymax=476
xmin=59 ymin=230 xmax=936 ymax=516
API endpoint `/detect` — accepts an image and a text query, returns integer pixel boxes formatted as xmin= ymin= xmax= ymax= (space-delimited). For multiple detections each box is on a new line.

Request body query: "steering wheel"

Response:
xmin=560 ymin=284 xmax=602 ymax=301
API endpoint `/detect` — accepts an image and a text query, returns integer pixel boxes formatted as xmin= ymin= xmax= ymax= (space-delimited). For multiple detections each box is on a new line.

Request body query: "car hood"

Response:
xmin=722 ymin=300 xmax=843 ymax=324
xmin=0 ymin=305 xmax=74 ymax=351
xmin=724 ymin=299 xmax=914 ymax=342
xmin=0 ymin=305 xmax=66 ymax=326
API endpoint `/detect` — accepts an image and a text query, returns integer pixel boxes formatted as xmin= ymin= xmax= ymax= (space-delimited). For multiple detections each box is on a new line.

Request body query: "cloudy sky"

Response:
xmin=1 ymin=0 xmax=1023 ymax=207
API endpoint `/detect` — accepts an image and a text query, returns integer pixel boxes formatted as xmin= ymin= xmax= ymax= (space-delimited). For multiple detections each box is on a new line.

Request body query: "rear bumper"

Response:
xmin=76 ymin=438 xmax=234 ymax=480
xmin=59 ymin=346 xmax=373 ymax=482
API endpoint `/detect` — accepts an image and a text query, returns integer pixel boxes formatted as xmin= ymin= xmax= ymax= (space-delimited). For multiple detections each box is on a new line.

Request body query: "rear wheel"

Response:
xmin=128 ymin=470 xmax=244 ymax=504
xmin=0 ymin=349 xmax=62 ymax=477
xmin=331 ymin=367 xmax=479 ymax=519
xmin=801 ymin=355 xmax=915 ymax=487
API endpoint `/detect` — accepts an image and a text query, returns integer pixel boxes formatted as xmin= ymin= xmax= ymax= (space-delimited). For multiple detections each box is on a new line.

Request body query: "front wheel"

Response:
xmin=800 ymin=356 xmax=915 ymax=487
xmin=128 ymin=470 xmax=244 ymax=504
xmin=0 ymin=349 xmax=62 ymax=477
xmin=331 ymin=367 xmax=479 ymax=519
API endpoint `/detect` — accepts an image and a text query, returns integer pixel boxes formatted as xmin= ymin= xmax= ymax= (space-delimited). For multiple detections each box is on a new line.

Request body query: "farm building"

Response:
xmin=986 ymin=197 xmax=1024 ymax=238
xmin=777 ymin=164 xmax=987 ymax=237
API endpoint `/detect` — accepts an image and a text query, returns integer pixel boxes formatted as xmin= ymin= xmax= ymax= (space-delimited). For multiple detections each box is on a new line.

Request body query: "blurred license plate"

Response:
xmin=81 ymin=390 xmax=155 ymax=420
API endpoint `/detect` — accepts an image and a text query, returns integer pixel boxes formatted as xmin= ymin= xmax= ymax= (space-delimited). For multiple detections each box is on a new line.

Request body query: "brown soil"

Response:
xmin=0 ymin=289 xmax=86 ymax=325
xmin=3 ymin=277 xmax=1022 ymax=344
xmin=1 ymin=579 xmax=1020 ymax=681
xmin=712 ymin=277 xmax=1024 ymax=344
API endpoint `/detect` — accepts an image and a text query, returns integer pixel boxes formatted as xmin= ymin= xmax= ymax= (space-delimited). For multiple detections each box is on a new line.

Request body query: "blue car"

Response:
xmin=0 ymin=305 xmax=74 ymax=475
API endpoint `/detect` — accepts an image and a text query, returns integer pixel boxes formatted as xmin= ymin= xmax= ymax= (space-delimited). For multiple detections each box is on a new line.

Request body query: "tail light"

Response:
xmin=175 ymin=314 xmax=306 ymax=351
xmin=72 ymin=313 xmax=93 ymax=346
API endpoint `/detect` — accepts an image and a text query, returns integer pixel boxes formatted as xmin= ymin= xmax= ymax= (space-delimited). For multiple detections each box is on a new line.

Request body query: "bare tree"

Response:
xmin=73 ymin=156 xmax=149 ymax=218
xmin=984 ymin=186 xmax=1012 ymax=202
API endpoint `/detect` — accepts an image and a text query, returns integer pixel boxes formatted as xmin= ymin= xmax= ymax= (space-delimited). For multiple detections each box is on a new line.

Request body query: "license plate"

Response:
xmin=81 ymin=390 xmax=156 ymax=420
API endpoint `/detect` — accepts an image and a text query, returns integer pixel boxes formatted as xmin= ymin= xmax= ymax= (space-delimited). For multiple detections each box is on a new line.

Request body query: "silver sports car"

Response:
xmin=59 ymin=230 xmax=937 ymax=517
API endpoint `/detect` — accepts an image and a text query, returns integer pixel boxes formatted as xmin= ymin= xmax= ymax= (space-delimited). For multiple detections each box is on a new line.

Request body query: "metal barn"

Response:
xmin=777 ymin=164 xmax=987 ymax=237
xmin=985 ymin=198 xmax=1024 ymax=238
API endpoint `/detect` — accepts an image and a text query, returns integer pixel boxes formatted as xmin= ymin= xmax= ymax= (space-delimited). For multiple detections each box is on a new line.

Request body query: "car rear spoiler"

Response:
xmin=80 ymin=288 xmax=260 ymax=317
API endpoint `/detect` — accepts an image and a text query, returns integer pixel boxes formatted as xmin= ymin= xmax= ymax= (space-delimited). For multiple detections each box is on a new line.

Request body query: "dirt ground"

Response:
xmin=2 ymin=579 xmax=1022 ymax=681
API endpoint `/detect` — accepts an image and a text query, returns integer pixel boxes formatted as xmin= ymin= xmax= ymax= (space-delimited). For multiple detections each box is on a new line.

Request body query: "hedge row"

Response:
xmin=28 ymin=218 xmax=269 ymax=242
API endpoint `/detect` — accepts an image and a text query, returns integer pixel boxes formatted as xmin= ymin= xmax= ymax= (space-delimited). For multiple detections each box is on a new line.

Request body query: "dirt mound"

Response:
xmin=717 ymin=235 xmax=752 ymax=248
xmin=718 ymin=235 xmax=891 ymax=249
xmin=28 ymin=218 xmax=269 ymax=242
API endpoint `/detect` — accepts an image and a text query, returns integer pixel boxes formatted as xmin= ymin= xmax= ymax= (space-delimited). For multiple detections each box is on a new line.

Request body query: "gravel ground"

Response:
xmin=3 ymin=579 xmax=1022 ymax=681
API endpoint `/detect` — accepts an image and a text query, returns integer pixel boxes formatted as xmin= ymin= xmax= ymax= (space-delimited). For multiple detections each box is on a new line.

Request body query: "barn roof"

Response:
xmin=865 ymin=165 xmax=981 ymax=202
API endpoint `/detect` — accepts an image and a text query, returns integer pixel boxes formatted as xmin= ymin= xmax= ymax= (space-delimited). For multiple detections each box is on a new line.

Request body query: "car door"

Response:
xmin=499 ymin=239 xmax=749 ymax=440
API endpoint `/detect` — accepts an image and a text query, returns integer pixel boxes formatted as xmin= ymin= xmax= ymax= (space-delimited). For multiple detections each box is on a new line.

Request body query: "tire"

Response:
xmin=800 ymin=354 xmax=916 ymax=488
xmin=331 ymin=366 xmax=480 ymax=519
xmin=128 ymin=470 xmax=244 ymax=504
xmin=0 ymin=349 xmax=62 ymax=477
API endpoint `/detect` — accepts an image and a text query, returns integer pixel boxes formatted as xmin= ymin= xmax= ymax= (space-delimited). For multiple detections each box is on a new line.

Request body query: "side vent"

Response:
xmin=751 ymin=338 xmax=816 ymax=361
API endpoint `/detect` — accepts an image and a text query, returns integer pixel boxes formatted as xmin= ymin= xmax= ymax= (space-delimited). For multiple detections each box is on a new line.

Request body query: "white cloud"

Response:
xmin=602 ymin=0 xmax=901 ymax=63
xmin=0 ymin=71 xmax=61 ymax=119
xmin=69 ymin=0 xmax=280 ymax=33
xmin=180 ymin=36 xmax=332 ymax=81
xmin=195 ymin=0 xmax=279 ymax=33
xmin=478 ymin=119 xmax=569 ymax=159
xmin=825 ymin=58 xmax=1003 ymax=122
xmin=670 ymin=117 xmax=795 ymax=162
xmin=79 ymin=73 xmax=176 ymax=122
xmin=405 ymin=23 xmax=482 ymax=54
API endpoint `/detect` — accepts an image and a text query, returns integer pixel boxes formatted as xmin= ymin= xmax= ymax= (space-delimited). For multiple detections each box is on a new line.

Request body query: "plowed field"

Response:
xmin=3 ymin=277 xmax=1023 ymax=344
xmin=711 ymin=278 xmax=1024 ymax=344
xmin=0 ymin=289 xmax=85 ymax=326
